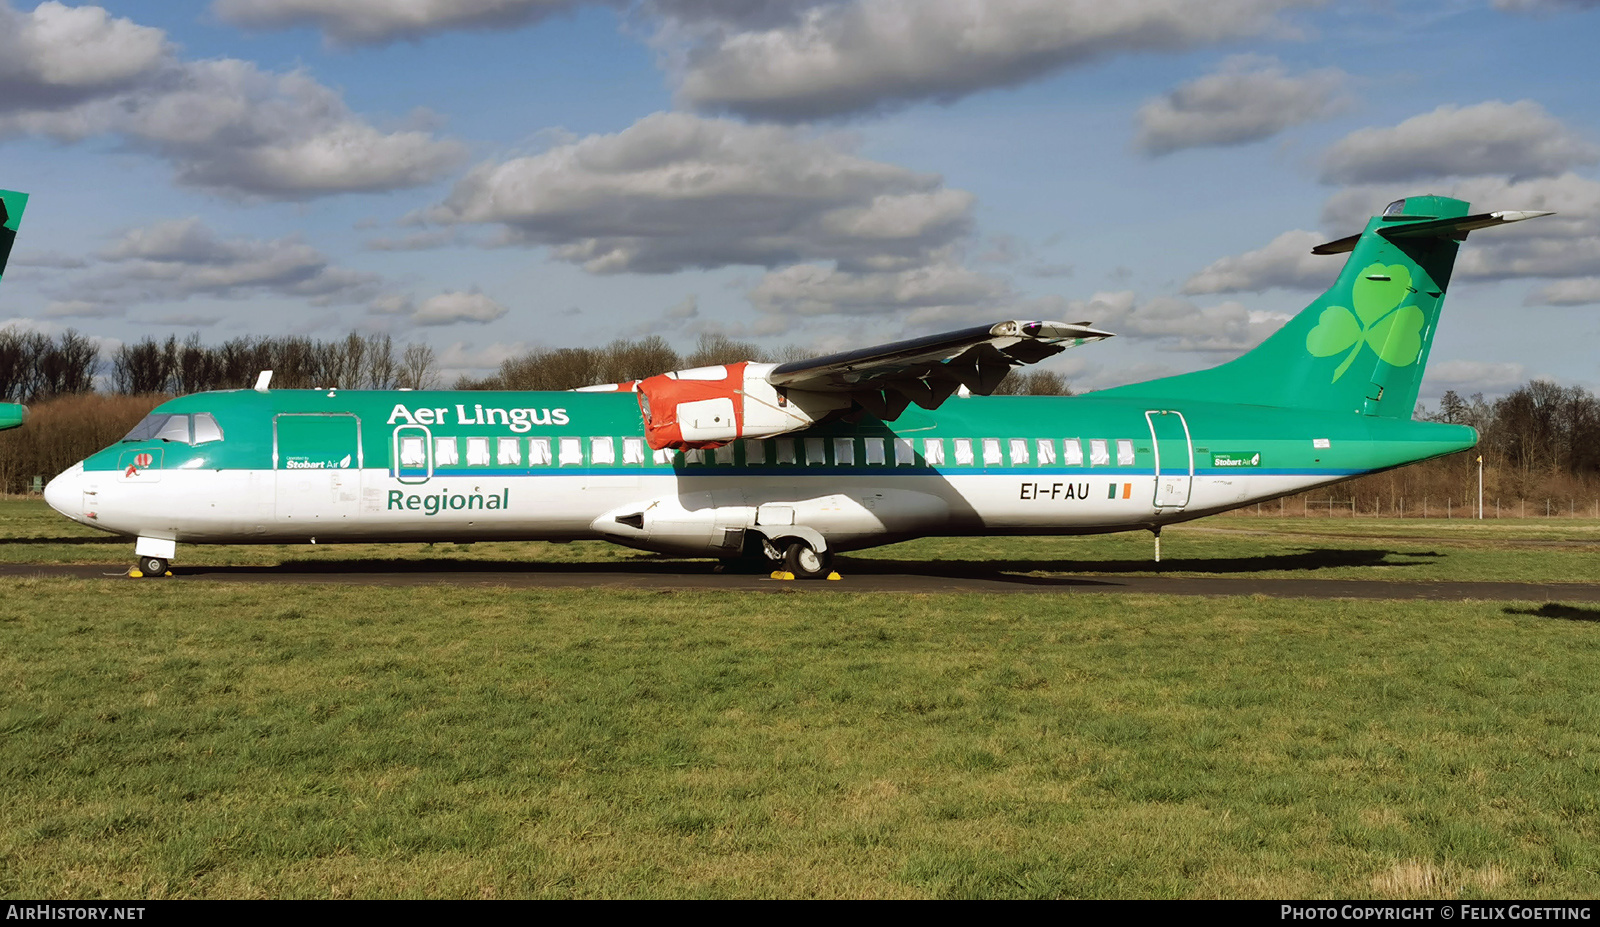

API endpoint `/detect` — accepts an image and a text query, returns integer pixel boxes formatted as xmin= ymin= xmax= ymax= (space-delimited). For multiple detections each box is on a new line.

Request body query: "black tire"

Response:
xmin=139 ymin=556 xmax=169 ymax=576
xmin=783 ymin=541 xmax=831 ymax=579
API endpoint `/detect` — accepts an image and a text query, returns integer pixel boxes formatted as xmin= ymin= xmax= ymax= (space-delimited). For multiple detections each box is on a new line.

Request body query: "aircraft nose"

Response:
xmin=43 ymin=463 xmax=83 ymax=520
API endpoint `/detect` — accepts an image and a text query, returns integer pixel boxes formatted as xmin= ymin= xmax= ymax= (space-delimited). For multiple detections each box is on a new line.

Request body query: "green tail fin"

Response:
xmin=1100 ymin=195 xmax=1481 ymax=419
xmin=0 ymin=189 xmax=29 ymax=282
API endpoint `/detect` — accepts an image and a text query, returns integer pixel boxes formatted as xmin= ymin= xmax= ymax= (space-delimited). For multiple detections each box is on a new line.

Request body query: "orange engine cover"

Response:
xmin=637 ymin=362 xmax=750 ymax=451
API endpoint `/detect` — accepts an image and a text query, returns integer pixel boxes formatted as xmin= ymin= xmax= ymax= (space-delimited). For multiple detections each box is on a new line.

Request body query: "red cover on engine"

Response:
xmin=637 ymin=362 xmax=749 ymax=451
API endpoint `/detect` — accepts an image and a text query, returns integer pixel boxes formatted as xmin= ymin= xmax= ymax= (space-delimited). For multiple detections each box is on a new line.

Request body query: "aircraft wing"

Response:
xmin=636 ymin=320 xmax=1113 ymax=450
xmin=766 ymin=320 xmax=1112 ymax=404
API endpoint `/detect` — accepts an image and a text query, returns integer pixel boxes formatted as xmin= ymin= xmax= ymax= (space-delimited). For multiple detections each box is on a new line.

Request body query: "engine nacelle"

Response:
xmin=637 ymin=362 xmax=849 ymax=451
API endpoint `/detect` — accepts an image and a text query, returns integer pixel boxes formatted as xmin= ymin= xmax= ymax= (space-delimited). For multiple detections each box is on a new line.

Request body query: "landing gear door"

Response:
xmin=1145 ymin=410 xmax=1193 ymax=509
xmin=275 ymin=413 xmax=363 ymax=525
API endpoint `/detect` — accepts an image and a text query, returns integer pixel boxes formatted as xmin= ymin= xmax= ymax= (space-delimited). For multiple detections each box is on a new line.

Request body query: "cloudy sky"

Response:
xmin=1 ymin=0 xmax=1597 ymax=402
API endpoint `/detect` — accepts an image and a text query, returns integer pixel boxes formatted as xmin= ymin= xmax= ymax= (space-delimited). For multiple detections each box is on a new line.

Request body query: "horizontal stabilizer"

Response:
xmin=1312 ymin=208 xmax=1554 ymax=255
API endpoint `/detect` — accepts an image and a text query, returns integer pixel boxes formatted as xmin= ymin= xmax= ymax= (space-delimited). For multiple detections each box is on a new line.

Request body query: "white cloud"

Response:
xmin=0 ymin=10 xmax=465 ymax=199
xmin=213 ymin=0 xmax=594 ymax=45
xmin=673 ymin=0 xmax=1312 ymax=121
xmin=1318 ymin=101 xmax=1599 ymax=184
xmin=0 ymin=1 xmax=170 ymax=110
xmin=1527 ymin=277 xmax=1600 ymax=306
xmin=55 ymin=217 xmax=380 ymax=308
xmin=411 ymin=290 xmax=509 ymax=325
xmin=747 ymin=260 xmax=1010 ymax=329
xmin=1182 ymin=229 xmax=1337 ymax=294
xmin=1135 ymin=56 xmax=1347 ymax=155
xmin=1037 ymin=290 xmax=1283 ymax=354
xmin=1493 ymin=0 xmax=1600 ymax=11
xmin=1423 ymin=359 xmax=1528 ymax=395
xmin=428 ymin=112 xmax=974 ymax=274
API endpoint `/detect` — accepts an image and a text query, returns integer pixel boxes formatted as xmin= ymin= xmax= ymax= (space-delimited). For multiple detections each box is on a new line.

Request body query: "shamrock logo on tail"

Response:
xmin=1305 ymin=263 xmax=1426 ymax=382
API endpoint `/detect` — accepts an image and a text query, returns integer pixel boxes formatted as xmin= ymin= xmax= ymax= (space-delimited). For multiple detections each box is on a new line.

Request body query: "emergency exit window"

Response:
xmin=400 ymin=436 xmax=426 ymax=467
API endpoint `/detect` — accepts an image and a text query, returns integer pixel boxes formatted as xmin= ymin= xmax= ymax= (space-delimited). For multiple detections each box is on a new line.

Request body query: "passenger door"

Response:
xmin=1144 ymin=410 xmax=1193 ymax=509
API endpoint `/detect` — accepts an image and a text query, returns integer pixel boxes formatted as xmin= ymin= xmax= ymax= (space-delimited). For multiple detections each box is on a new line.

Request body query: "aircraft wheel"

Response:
xmin=138 ymin=556 xmax=169 ymax=577
xmin=783 ymin=541 xmax=831 ymax=579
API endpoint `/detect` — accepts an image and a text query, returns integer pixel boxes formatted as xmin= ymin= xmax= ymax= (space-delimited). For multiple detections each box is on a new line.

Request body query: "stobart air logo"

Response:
xmin=1306 ymin=263 xmax=1425 ymax=382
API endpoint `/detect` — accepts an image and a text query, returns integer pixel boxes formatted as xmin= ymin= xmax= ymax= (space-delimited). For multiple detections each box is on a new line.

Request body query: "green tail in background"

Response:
xmin=0 ymin=189 xmax=28 ymax=282
xmin=1 ymin=189 xmax=28 ymax=432
xmin=1099 ymin=196 xmax=1548 ymax=419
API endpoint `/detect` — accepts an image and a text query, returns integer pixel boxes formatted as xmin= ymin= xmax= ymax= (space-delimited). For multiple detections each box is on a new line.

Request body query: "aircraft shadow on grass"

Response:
xmin=1503 ymin=603 xmax=1600 ymax=623
xmin=171 ymin=545 xmax=1444 ymax=585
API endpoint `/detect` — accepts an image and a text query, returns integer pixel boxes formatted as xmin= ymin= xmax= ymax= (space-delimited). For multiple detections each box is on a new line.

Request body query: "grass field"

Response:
xmin=4 ymin=497 xmax=1600 ymax=584
xmin=3 ymin=498 xmax=1599 ymax=898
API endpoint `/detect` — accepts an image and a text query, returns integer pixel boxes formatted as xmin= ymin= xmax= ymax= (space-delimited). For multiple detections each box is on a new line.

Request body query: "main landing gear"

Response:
xmin=783 ymin=540 xmax=833 ymax=579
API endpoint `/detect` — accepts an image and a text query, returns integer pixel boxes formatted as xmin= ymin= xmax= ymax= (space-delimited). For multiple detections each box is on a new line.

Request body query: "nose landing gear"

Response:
xmin=131 ymin=556 xmax=171 ymax=578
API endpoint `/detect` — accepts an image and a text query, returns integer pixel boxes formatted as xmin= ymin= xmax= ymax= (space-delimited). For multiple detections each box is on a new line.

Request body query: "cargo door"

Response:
xmin=275 ymin=413 xmax=362 ymax=525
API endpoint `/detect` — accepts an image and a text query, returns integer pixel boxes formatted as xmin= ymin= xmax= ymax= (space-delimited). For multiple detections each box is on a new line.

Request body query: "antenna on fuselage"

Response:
xmin=254 ymin=370 xmax=273 ymax=393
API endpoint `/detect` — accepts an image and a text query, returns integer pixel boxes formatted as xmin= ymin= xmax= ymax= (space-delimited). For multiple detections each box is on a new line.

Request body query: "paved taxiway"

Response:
xmin=4 ymin=561 xmax=1599 ymax=601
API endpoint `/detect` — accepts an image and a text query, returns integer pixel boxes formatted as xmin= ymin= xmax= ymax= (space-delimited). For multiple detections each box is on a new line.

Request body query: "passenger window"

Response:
xmin=435 ymin=437 xmax=459 ymax=466
xmin=1090 ymin=439 xmax=1109 ymax=467
xmin=684 ymin=449 xmax=706 ymax=466
xmin=804 ymin=437 xmax=826 ymax=466
xmin=466 ymin=437 xmax=491 ymax=466
xmin=923 ymin=438 xmax=945 ymax=466
xmin=591 ymin=436 xmax=615 ymax=465
xmin=559 ymin=437 xmax=583 ymax=466
xmin=834 ymin=437 xmax=856 ymax=466
xmin=954 ymin=439 xmax=975 ymax=466
xmin=193 ymin=413 xmax=224 ymax=444
xmin=982 ymin=438 xmax=1002 ymax=466
xmin=1064 ymin=438 xmax=1083 ymax=466
xmin=1036 ymin=439 xmax=1056 ymax=466
xmin=775 ymin=438 xmax=797 ymax=465
xmin=623 ymin=437 xmax=646 ymax=464
xmin=652 ymin=448 xmax=674 ymax=466
xmin=1117 ymin=439 xmax=1135 ymax=467
xmin=529 ymin=437 xmax=552 ymax=466
xmin=497 ymin=437 xmax=521 ymax=466
xmin=865 ymin=438 xmax=886 ymax=466
xmin=894 ymin=438 xmax=915 ymax=466
xmin=1009 ymin=438 xmax=1029 ymax=466
xmin=400 ymin=436 xmax=426 ymax=467
xmin=742 ymin=439 xmax=766 ymax=465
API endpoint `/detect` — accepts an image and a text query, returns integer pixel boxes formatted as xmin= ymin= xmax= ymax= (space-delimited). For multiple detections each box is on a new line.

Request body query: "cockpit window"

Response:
xmin=121 ymin=412 xmax=224 ymax=445
xmin=193 ymin=413 xmax=224 ymax=444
